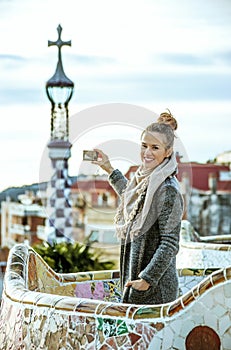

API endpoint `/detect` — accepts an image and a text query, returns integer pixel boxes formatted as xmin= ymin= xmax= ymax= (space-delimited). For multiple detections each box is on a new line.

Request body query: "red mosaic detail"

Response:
xmin=185 ymin=325 xmax=221 ymax=350
xmin=150 ymin=322 xmax=164 ymax=331
xmin=128 ymin=332 xmax=141 ymax=345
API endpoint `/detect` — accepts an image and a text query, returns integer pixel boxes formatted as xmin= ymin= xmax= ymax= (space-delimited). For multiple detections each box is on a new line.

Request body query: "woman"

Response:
xmin=93 ymin=113 xmax=184 ymax=305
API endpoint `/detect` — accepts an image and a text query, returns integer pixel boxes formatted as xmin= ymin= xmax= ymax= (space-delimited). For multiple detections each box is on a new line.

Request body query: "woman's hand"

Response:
xmin=92 ymin=148 xmax=115 ymax=174
xmin=125 ymin=279 xmax=150 ymax=291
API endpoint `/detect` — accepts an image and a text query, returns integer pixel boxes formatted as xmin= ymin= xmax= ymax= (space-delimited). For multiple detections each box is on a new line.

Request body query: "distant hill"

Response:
xmin=0 ymin=183 xmax=43 ymax=203
xmin=0 ymin=176 xmax=77 ymax=204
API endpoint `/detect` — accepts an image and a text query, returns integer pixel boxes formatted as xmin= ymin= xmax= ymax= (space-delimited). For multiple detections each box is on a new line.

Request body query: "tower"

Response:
xmin=45 ymin=25 xmax=74 ymax=241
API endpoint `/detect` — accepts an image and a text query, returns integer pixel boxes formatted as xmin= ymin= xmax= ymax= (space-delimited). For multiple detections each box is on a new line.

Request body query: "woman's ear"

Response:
xmin=166 ymin=147 xmax=173 ymax=158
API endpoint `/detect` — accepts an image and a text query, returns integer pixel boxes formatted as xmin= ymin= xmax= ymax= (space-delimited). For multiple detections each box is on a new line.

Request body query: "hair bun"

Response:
xmin=157 ymin=109 xmax=178 ymax=130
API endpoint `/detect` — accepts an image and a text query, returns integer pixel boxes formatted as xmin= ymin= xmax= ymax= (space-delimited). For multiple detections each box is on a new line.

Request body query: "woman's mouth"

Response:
xmin=144 ymin=157 xmax=155 ymax=163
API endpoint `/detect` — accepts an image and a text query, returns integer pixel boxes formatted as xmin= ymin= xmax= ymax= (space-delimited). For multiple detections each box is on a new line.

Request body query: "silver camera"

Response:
xmin=83 ymin=150 xmax=99 ymax=161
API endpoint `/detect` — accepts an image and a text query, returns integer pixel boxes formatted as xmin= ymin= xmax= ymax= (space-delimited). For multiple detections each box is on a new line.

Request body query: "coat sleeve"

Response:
xmin=108 ymin=169 xmax=128 ymax=196
xmin=138 ymin=185 xmax=183 ymax=287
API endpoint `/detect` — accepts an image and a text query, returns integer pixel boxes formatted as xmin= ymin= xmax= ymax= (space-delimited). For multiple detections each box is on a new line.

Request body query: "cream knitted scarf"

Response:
xmin=114 ymin=153 xmax=178 ymax=240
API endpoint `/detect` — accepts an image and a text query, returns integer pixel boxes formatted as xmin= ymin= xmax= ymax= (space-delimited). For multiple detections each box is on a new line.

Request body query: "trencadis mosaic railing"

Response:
xmin=177 ymin=220 xmax=231 ymax=271
xmin=0 ymin=240 xmax=231 ymax=349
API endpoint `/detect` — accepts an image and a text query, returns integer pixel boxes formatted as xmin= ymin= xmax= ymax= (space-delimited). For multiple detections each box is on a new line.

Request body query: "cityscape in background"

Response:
xmin=1 ymin=2 xmax=231 ymax=348
xmin=0 ymin=149 xmax=231 ymax=251
xmin=0 ymin=10 xmax=230 ymax=262
xmin=0 ymin=0 xmax=231 ymax=296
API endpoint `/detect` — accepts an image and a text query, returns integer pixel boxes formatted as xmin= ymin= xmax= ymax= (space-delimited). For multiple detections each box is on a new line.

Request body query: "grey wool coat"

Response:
xmin=109 ymin=169 xmax=184 ymax=305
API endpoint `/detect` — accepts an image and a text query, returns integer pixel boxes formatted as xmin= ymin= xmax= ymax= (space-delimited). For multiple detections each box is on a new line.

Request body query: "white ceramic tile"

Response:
xmin=180 ymin=319 xmax=195 ymax=337
xmin=204 ymin=311 xmax=218 ymax=330
xmin=222 ymin=329 xmax=231 ymax=350
xmin=162 ymin=326 xmax=174 ymax=349
xmin=219 ymin=314 xmax=231 ymax=336
xmin=224 ymin=283 xmax=231 ymax=298
xmin=212 ymin=304 xmax=227 ymax=318
xmin=172 ymin=335 xmax=185 ymax=350
xmin=148 ymin=335 xmax=162 ymax=349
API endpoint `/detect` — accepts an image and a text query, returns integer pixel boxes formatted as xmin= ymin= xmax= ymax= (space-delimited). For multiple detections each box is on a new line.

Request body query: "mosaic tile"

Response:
xmin=0 ymin=231 xmax=231 ymax=349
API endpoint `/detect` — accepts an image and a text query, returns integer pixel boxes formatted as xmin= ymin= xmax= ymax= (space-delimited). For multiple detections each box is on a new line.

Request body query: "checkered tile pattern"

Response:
xmin=46 ymin=146 xmax=73 ymax=240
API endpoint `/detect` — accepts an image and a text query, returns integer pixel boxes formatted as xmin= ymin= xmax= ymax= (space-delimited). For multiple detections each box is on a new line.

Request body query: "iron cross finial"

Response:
xmin=48 ymin=24 xmax=71 ymax=59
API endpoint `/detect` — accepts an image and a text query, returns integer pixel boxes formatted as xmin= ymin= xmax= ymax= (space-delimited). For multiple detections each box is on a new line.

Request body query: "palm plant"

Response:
xmin=33 ymin=239 xmax=115 ymax=273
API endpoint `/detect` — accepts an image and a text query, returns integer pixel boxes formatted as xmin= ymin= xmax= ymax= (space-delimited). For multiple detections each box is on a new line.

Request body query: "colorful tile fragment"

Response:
xmin=0 ymin=230 xmax=231 ymax=349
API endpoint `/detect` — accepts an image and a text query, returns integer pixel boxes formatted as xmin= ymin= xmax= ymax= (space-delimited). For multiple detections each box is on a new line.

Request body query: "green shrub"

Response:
xmin=33 ymin=239 xmax=115 ymax=273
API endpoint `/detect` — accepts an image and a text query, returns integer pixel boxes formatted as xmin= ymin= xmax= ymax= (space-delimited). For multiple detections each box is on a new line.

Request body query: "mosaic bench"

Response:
xmin=177 ymin=220 xmax=231 ymax=269
xmin=0 ymin=241 xmax=231 ymax=349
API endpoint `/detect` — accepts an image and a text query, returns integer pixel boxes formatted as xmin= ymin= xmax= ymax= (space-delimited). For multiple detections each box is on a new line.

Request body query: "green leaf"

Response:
xmin=32 ymin=239 xmax=115 ymax=273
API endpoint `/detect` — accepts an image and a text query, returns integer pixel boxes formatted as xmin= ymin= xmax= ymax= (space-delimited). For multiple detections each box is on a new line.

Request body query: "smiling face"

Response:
xmin=140 ymin=131 xmax=173 ymax=170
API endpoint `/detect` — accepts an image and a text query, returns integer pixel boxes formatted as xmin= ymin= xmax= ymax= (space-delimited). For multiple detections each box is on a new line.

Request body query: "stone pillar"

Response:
xmin=46 ymin=140 xmax=72 ymax=241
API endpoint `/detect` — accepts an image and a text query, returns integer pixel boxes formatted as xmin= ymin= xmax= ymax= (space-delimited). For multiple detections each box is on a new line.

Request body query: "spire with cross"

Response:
xmin=46 ymin=24 xmax=74 ymax=88
xmin=48 ymin=24 xmax=71 ymax=56
xmin=46 ymin=24 xmax=74 ymax=139
xmin=45 ymin=25 xmax=74 ymax=242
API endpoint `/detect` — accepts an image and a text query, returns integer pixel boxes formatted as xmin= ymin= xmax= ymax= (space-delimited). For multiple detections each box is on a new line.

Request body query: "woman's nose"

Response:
xmin=144 ymin=147 xmax=152 ymax=155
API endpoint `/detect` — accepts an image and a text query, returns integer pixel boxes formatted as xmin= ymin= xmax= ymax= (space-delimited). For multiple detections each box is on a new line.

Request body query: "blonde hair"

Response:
xmin=141 ymin=109 xmax=178 ymax=150
xmin=142 ymin=123 xmax=174 ymax=149
xmin=157 ymin=109 xmax=178 ymax=131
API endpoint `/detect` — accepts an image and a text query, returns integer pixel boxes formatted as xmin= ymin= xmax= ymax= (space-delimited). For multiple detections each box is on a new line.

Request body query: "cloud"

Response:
xmin=214 ymin=50 xmax=231 ymax=65
xmin=0 ymin=0 xmax=230 ymax=191
xmin=68 ymin=70 xmax=231 ymax=104
xmin=155 ymin=53 xmax=212 ymax=66
xmin=0 ymin=88 xmax=45 ymax=105
xmin=68 ymin=53 xmax=116 ymax=66
xmin=155 ymin=50 xmax=231 ymax=67
xmin=0 ymin=54 xmax=28 ymax=71
xmin=0 ymin=54 xmax=25 ymax=62
xmin=1 ymin=67 xmax=230 ymax=106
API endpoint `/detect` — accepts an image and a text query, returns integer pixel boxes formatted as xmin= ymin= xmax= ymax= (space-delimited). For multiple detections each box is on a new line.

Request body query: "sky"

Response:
xmin=0 ymin=0 xmax=231 ymax=192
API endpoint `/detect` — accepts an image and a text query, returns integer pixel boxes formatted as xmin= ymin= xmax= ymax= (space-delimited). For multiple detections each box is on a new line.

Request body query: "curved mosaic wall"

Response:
xmin=0 ymin=239 xmax=231 ymax=349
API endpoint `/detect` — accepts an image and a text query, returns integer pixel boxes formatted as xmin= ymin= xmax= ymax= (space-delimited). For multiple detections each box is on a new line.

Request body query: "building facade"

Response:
xmin=1 ymin=195 xmax=46 ymax=247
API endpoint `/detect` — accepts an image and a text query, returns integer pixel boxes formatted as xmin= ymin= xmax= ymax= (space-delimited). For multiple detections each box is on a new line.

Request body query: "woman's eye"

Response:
xmin=141 ymin=144 xmax=159 ymax=150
